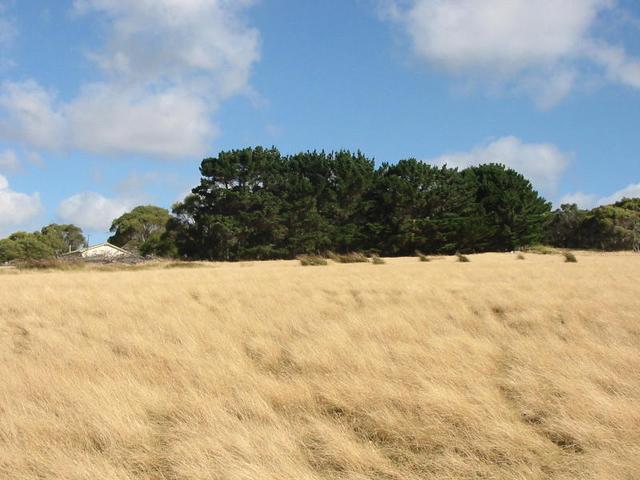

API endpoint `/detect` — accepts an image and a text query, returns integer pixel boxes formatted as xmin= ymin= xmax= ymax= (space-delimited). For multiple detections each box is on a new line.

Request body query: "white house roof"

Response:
xmin=64 ymin=242 xmax=132 ymax=256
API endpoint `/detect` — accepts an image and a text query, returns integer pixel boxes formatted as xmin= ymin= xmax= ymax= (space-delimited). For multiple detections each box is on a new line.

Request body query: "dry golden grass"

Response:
xmin=1 ymin=252 xmax=639 ymax=479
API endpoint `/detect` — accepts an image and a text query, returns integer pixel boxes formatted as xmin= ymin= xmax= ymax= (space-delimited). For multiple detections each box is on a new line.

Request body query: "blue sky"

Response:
xmin=0 ymin=0 xmax=639 ymax=241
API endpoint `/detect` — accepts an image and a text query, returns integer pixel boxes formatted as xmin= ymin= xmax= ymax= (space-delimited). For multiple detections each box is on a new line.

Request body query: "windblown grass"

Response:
xmin=1 ymin=252 xmax=639 ymax=479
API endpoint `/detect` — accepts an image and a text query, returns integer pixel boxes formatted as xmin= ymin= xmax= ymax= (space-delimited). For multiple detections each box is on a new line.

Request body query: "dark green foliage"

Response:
xmin=109 ymin=205 xmax=171 ymax=254
xmin=0 ymin=224 xmax=87 ymax=263
xmin=298 ymin=255 xmax=328 ymax=266
xmin=40 ymin=224 xmax=87 ymax=254
xmin=544 ymin=198 xmax=640 ymax=251
xmin=456 ymin=253 xmax=471 ymax=263
xmin=161 ymin=147 xmax=551 ymax=260
xmin=564 ymin=252 xmax=578 ymax=263
xmin=463 ymin=164 xmax=551 ymax=252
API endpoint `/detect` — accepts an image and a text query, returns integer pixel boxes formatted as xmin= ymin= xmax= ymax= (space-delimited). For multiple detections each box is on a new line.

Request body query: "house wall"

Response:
xmin=81 ymin=245 xmax=128 ymax=258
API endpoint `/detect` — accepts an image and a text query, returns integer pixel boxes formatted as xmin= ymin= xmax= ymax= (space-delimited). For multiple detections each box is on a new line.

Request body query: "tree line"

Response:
xmin=1 ymin=147 xmax=639 ymax=263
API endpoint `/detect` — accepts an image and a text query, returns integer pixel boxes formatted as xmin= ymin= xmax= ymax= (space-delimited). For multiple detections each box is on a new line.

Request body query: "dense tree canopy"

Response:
xmin=3 ymin=147 xmax=637 ymax=263
xmin=544 ymin=199 xmax=640 ymax=250
xmin=148 ymin=147 xmax=552 ymax=260
xmin=0 ymin=224 xmax=87 ymax=263
xmin=108 ymin=205 xmax=171 ymax=254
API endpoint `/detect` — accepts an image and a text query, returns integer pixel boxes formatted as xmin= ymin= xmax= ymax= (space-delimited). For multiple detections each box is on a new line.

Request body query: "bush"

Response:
xmin=327 ymin=252 xmax=369 ymax=263
xmin=517 ymin=252 xmax=526 ymax=260
xmin=525 ymin=244 xmax=560 ymax=255
xmin=456 ymin=253 xmax=471 ymax=263
xmin=371 ymin=255 xmax=385 ymax=265
xmin=563 ymin=252 xmax=578 ymax=263
xmin=298 ymin=255 xmax=328 ymax=266
xmin=416 ymin=250 xmax=430 ymax=262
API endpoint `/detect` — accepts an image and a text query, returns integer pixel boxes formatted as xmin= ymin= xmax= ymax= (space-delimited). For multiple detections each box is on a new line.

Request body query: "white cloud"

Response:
xmin=58 ymin=192 xmax=134 ymax=231
xmin=0 ymin=149 xmax=19 ymax=172
xmin=73 ymin=0 xmax=259 ymax=98
xmin=560 ymin=182 xmax=640 ymax=209
xmin=66 ymin=83 xmax=215 ymax=157
xmin=384 ymin=0 xmax=640 ymax=106
xmin=0 ymin=174 xmax=42 ymax=228
xmin=0 ymin=0 xmax=259 ymax=158
xmin=0 ymin=80 xmax=65 ymax=151
xmin=429 ymin=136 xmax=570 ymax=194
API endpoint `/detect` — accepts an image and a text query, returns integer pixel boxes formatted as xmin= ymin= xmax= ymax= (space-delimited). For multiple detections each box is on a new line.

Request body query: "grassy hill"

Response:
xmin=1 ymin=253 xmax=639 ymax=479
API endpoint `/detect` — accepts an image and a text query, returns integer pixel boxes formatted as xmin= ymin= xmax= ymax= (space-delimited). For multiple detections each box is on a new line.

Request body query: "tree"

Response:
xmin=40 ymin=224 xmax=86 ymax=254
xmin=464 ymin=164 xmax=551 ymax=251
xmin=543 ymin=204 xmax=586 ymax=248
xmin=0 ymin=232 xmax=54 ymax=262
xmin=161 ymin=147 xmax=556 ymax=260
xmin=108 ymin=206 xmax=171 ymax=253
xmin=543 ymin=197 xmax=640 ymax=251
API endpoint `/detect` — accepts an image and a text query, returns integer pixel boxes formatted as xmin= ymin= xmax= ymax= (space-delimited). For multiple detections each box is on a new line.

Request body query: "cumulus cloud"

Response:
xmin=0 ymin=174 xmax=42 ymax=228
xmin=384 ymin=0 xmax=640 ymax=106
xmin=58 ymin=192 xmax=135 ymax=231
xmin=0 ymin=0 xmax=259 ymax=158
xmin=0 ymin=149 xmax=19 ymax=172
xmin=429 ymin=136 xmax=571 ymax=194
xmin=0 ymin=80 xmax=65 ymax=151
xmin=561 ymin=182 xmax=640 ymax=209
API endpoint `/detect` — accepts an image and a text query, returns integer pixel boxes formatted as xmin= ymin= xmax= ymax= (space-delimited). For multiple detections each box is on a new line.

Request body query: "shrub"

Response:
xmin=415 ymin=250 xmax=430 ymax=262
xmin=525 ymin=245 xmax=560 ymax=255
xmin=328 ymin=252 xmax=369 ymax=264
xmin=298 ymin=255 xmax=328 ymax=266
xmin=517 ymin=253 xmax=526 ymax=260
xmin=456 ymin=253 xmax=471 ymax=263
xmin=371 ymin=255 xmax=385 ymax=265
xmin=563 ymin=252 xmax=578 ymax=263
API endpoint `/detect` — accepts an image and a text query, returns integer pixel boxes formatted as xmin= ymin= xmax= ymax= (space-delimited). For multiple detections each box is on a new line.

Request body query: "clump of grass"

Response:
xmin=371 ymin=255 xmax=385 ymax=265
xmin=298 ymin=255 xmax=328 ymax=266
xmin=415 ymin=250 xmax=430 ymax=262
xmin=517 ymin=252 xmax=526 ymax=260
xmin=563 ymin=252 xmax=578 ymax=263
xmin=456 ymin=253 xmax=471 ymax=263
xmin=327 ymin=252 xmax=370 ymax=264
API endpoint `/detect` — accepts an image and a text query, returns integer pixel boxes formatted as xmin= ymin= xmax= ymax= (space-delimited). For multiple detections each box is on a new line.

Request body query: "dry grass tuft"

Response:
xmin=416 ymin=250 xmax=430 ymax=262
xmin=456 ymin=252 xmax=471 ymax=262
xmin=564 ymin=252 xmax=578 ymax=263
xmin=1 ymin=253 xmax=639 ymax=479
xmin=327 ymin=252 xmax=370 ymax=263
xmin=298 ymin=255 xmax=329 ymax=266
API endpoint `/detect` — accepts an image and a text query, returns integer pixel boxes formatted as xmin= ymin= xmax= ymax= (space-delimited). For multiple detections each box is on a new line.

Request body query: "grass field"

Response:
xmin=1 ymin=253 xmax=639 ymax=479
